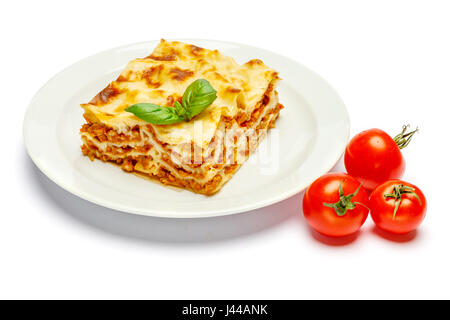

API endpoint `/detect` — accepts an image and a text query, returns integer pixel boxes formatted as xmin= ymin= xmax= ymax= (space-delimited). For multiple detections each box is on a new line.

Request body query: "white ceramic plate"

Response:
xmin=23 ymin=39 xmax=349 ymax=218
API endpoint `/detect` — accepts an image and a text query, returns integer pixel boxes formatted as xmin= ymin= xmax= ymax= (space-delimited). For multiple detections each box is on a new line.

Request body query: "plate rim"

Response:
xmin=23 ymin=38 xmax=350 ymax=218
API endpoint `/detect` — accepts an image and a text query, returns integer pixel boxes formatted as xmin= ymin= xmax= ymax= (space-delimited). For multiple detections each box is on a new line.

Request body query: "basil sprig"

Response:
xmin=125 ymin=79 xmax=217 ymax=125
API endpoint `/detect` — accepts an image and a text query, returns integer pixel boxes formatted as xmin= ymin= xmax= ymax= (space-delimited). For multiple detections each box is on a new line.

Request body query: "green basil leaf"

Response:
xmin=125 ymin=79 xmax=217 ymax=125
xmin=125 ymin=103 xmax=184 ymax=125
xmin=174 ymin=101 xmax=188 ymax=120
xmin=182 ymin=79 xmax=217 ymax=120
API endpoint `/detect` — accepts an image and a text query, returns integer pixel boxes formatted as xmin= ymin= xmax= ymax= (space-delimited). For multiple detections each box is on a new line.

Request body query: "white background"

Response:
xmin=2 ymin=0 xmax=449 ymax=299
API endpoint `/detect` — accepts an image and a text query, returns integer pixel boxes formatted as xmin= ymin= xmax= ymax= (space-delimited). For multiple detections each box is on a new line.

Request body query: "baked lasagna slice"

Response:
xmin=80 ymin=40 xmax=283 ymax=195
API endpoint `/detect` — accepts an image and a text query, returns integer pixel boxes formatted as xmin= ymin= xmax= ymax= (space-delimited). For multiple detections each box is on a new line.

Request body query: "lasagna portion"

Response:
xmin=80 ymin=40 xmax=283 ymax=195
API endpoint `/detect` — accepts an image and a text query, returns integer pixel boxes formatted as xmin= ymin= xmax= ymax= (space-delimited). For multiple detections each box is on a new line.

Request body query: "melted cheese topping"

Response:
xmin=81 ymin=40 xmax=279 ymax=147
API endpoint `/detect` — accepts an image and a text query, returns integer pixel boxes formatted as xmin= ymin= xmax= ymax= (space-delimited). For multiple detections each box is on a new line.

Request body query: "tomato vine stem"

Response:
xmin=393 ymin=125 xmax=419 ymax=149
xmin=323 ymin=183 xmax=365 ymax=216
xmin=384 ymin=184 xmax=421 ymax=219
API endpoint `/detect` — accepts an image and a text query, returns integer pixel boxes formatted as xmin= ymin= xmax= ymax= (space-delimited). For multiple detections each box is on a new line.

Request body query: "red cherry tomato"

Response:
xmin=303 ymin=173 xmax=370 ymax=237
xmin=370 ymin=180 xmax=426 ymax=234
xmin=344 ymin=126 xmax=418 ymax=191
